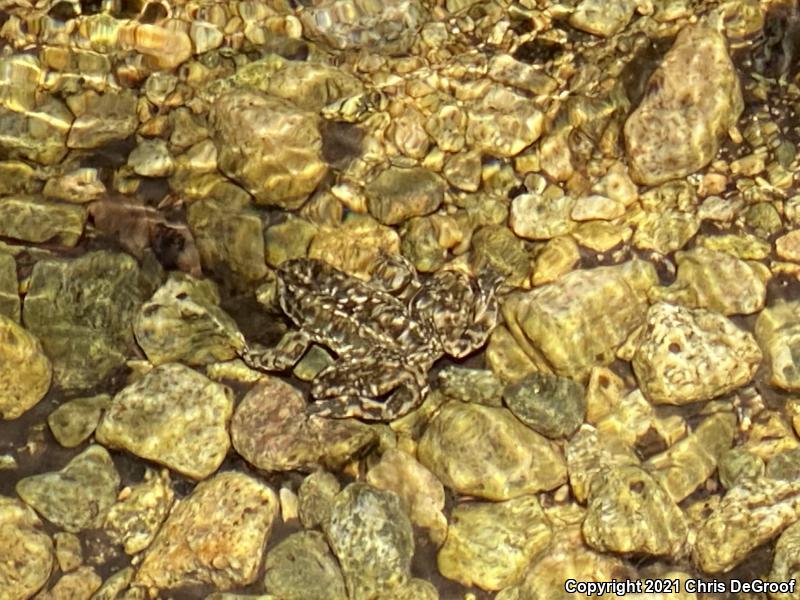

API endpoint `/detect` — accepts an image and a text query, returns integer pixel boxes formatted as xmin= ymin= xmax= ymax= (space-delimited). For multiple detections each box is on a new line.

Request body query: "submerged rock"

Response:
xmin=0 ymin=195 xmax=86 ymax=246
xmin=367 ymin=448 xmax=447 ymax=544
xmin=418 ymin=401 xmax=567 ymax=500
xmin=16 ymin=445 xmax=120 ymax=533
xmin=135 ymin=471 xmax=278 ymax=591
xmin=186 ymin=197 xmax=269 ymax=285
xmin=437 ymin=495 xmax=552 ymax=590
xmin=134 ymin=273 xmax=245 ymax=366
xmin=583 ymin=465 xmax=688 ymax=557
xmin=264 ymin=531 xmax=347 ymax=600
xmin=755 ymin=300 xmax=800 ymax=392
xmin=211 ymin=89 xmax=326 ymax=209
xmin=502 ymin=260 xmax=656 ymax=381
xmin=22 ymin=250 xmax=149 ymax=390
xmin=503 ymin=372 xmax=586 ymax=438
xmin=645 ymin=412 xmax=736 ymax=502
xmin=104 ymin=469 xmax=174 ymax=555
xmin=323 ymin=483 xmax=414 ymax=600
xmin=96 ymin=363 xmax=234 ymax=480
xmin=633 ymin=302 xmax=762 ymax=405
xmin=47 ymin=393 xmax=110 ymax=448
xmin=66 ymin=90 xmax=138 ymax=149
xmin=231 ymin=377 xmax=376 ymax=473
xmin=624 ymin=23 xmax=743 ymax=185
xmin=0 ymin=252 xmax=19 ymax=322
xmin=0 ymin=315 xmax=51 ymax=420
xmin=657 ymin=247 xmax=767 ymax=316
xmin=298 ymin=470 xmax=341 ymax=530
xmin=301 ymin=0 xmax=426 ymax=54
xmin=0 ymin=496 xmax=54 ymax=600
xmin=365 ymin=166 xmax=445 ymax=226
xmin=693 ymin=477 xmax=800 ymax=573
xmin=769 ymin=520 xmax=800 ymax=600
xmin=569 ymin=0 xmax=637 ymax=37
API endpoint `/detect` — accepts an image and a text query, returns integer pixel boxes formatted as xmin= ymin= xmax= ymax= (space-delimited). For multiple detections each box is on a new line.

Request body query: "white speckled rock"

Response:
xmin=633 ymin=302 xmax=762 ymax=405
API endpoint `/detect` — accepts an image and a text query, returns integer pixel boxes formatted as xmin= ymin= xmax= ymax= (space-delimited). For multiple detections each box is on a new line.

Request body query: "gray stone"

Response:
xmin=323 ymin=483 xmax=414 ymax=600
xmin=503 ymin=372 xmax=586 ymax=438
xmin=23 ymin=250 xmax=149 ymax=390
xmin=264 ymin=531 xmax=347 ymax=600
xmin=16 ymin=445 xmax=120 ymax=532
xmin=134 ymin=273 xmax=245 ymax=366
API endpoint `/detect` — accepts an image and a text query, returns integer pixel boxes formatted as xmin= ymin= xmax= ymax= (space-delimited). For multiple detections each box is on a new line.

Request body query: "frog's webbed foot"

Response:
xmin=307 ymin=383 xmax=425 ymax=421
xmin=240 ymin=330 xmax=311 ymax=371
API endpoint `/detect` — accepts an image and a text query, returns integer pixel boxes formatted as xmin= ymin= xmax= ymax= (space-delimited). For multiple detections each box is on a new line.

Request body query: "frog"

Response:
xmin=240 ymin=255 xmax=501 ymax=420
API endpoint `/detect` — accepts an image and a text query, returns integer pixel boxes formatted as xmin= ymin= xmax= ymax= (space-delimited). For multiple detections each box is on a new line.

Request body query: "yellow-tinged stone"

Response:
xmin=645 ymin=412 xmax=736 ymax=502
xmin=624 ymin=23 xmax=743 ymax=185
xmin=437 ymin=496 xmax=552 ymax=590
xmin=485 ymin=325 xmax=540 ymax=383
xmin=532 ymin=235 xmax=580 ymax=286
xmin=776 ymin=229 xmax=800 ymax=263
xmin=655 ymin=246 xmax=767 ymax=316
xmin=633 ymin=302 xmax=761 ymax=405
xmin=418 ymin=402 xmax=567 ymax=500
xmin=0 ymin=496 xmax=54 ymax=600
xmin=502 ymin=260 xmax=657 ymax=381
xmin=755 ymin=300 xmax=800 ymax=392
xmin=135 ymin=471 xmax=278 ymax=591
xmin=584 ymin=366 xmax=626 ymax=425
xmin=0 ymin=315 xmax=51 ymax=420
xmin=696 ymin=233 xmax=771 ymax=260
xmin=572 ymin=221 xmax=632 ymax=252
xmin=308 ymin=215 xmax=400 ymax=280
xmin=366 ymin=448 xmax=447 ymax=544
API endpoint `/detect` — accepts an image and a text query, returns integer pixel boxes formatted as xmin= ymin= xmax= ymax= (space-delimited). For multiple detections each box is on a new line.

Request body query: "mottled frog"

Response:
xmin=240 ymin=255 xmax=501 ymax=420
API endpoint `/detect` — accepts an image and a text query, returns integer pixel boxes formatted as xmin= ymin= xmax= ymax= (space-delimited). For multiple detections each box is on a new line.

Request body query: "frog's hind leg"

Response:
xmin=307 ymin=383 xmax=425 ymax=421
xmin=240 ymin=330 xmax=312 ymax=371
xmin=309 ymin=355 xmax=426 ymax=420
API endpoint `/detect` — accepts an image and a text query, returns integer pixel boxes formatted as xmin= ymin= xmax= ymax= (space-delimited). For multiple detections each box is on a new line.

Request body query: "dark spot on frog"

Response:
xmin=320 ymin=121 xmax=364 ymax=169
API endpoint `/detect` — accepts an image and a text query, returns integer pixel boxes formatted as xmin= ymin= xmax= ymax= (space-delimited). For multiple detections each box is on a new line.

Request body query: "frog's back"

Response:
xmin=277 ymin=258 xmax=430 ymax=355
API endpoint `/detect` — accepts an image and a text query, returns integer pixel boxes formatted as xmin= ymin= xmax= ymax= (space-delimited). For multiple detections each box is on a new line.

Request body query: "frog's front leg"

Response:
xmin=241 ymin=330 xmax=312 ymax=371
